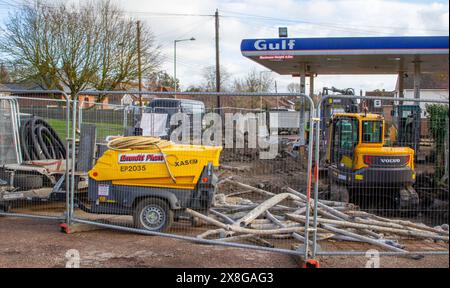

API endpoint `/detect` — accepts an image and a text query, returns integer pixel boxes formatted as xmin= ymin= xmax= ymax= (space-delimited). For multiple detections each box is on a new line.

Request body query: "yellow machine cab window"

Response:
xmin=362 ymin=120 xmax=383 ymax=143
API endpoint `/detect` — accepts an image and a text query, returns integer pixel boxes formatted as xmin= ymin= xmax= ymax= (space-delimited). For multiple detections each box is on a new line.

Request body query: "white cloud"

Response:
xmin=122 ymin=0 xmax=448 ymax=93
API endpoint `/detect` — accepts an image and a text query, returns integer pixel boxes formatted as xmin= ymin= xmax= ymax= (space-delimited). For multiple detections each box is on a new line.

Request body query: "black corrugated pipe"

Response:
xmin=19 ymin=116 xmax=66 ymax=161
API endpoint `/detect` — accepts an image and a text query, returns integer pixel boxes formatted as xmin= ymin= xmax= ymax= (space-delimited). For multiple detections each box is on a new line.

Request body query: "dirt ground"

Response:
xmin=0 ymin=216 xmax=448 ymax=268
xmin=0 ymin=216 xmax=298 ymax=268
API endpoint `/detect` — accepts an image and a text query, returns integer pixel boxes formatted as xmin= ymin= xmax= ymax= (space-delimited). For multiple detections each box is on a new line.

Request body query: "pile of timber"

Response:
xmin=186 ymin=179 xmax=449 ymax=253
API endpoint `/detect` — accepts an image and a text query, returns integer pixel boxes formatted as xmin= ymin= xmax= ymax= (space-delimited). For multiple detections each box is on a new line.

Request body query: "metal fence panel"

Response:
xmin=311 ymin=95 xmax=449 ymax=258
xmin=0 ymin=92 xmax=71 ymax=223
xmin=3 ymin=89 xmax=446 ymax=262
xmin=69 ymin=91 xmax=316 ymax=258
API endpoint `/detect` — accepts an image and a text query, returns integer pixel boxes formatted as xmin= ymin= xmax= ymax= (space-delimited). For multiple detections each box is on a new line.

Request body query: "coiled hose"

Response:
xmin=107 ymin=136 xmax=173 ymax=151
xmin=20 ymin=116 xmax=66 ymax=161
xmin=107 ymin=136 xmax=176 ymax=183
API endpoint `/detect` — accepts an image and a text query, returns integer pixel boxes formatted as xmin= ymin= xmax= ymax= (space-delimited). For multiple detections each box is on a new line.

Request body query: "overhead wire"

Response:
xmin=220 ymin=9 xmax=449 ymax=34
xmin=221 ymin=13 xmax=399 ymax=36
xmin=120 ymin=10 xmax=214 ymax=18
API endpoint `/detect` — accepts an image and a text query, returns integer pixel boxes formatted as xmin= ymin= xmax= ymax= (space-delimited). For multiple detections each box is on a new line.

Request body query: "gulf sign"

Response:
xmin=241 ymin=36 xmax=449 ymax=54
xmin=242 ymin=39 xmax=297 ymax=51
xmin=118 ymin=153 xmax=165 ymax=164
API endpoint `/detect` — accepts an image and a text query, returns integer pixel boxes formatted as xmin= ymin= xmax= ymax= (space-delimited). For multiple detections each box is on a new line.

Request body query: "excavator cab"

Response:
xmin=327 ymin=113 xmax=419 ymax=211
xmin=329 ymin=116 xmax=359 ymax=172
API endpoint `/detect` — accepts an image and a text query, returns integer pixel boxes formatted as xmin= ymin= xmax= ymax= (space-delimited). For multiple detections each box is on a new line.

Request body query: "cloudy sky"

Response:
xmin=0 ymin=0 xmax=448 ymax=93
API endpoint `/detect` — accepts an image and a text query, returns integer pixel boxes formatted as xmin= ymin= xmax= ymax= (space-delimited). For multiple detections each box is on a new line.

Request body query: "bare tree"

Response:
xmin=287 ymin=82 xmax=301 ymax=93
xmin=201 ymin=65 xmax=230 ymax=92
xmin=231 ymin=69 xmax=274 ymax=108
xmin=146 ymin=71 xmax=178 ymax=91
xmin=0 ymin=0 xmax=161 ymax=99
xmin=232 ymin=69 xmax=274 ymax=93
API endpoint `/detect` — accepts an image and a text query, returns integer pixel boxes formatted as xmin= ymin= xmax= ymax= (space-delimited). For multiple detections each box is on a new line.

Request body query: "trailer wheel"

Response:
xmin=133 ymin=198 xmax=173 ymax=232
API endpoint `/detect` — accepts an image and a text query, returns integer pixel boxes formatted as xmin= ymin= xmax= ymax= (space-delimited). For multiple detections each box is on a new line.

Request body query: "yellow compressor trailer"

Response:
xmin=82 ymin=137 xmax=222 ymax=232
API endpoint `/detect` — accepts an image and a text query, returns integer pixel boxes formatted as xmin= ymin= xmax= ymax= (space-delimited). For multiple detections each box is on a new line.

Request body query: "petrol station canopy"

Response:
xmin=240 ymin=36 xmax=449 ymax=76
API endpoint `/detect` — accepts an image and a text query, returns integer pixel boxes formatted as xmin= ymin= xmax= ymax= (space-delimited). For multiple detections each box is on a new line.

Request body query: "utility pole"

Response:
xmin=215 ymin=9 xmax=221 ymax=109
xmin=137 ymin=20 xmax=143 ymax=106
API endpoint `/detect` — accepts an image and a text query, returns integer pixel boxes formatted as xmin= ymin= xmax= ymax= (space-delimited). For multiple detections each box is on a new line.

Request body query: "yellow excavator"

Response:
xmin=326 ymin=112 xmax=419 ymax=211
